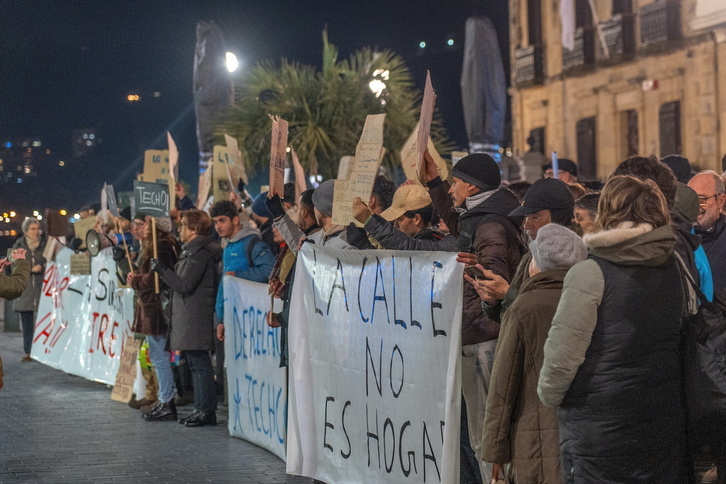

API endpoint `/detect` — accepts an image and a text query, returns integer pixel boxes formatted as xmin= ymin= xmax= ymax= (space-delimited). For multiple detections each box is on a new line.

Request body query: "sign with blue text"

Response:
xmin=133 ymin=180 xmax=170 ymax=218
xmin=286 ymin=245 xmax=462 ymax=484
xmin=223 ymin=276 xmax=287 ymax=460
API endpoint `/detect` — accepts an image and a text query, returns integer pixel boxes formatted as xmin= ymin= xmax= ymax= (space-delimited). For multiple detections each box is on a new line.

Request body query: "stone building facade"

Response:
xmin=510 ymin=0 xmax=726 ymax=180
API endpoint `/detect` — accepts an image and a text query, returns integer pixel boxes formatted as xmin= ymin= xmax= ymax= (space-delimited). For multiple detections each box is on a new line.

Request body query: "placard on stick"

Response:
xmin=269 ymin=116 xmax=288 ymax=197
xmin=332 ymin=114 xmax=386 ymax=226
xmin=416 ymin=71 xmax=437 ymax=179
xmin=133 ymin=181 xmax=170 ymax=218
xmin=111 ymin=337 xmax=142 ymax=403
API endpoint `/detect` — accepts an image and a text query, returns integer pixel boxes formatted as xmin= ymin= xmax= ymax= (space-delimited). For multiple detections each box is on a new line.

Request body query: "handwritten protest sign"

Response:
xmin=332 ymin=114 xmax=386 ymax=225
xmin=225 ymin=134 xmax=248 ymax=186
xmin=32 ymin=247 xmax=135 ymax=385
xmin=401 ymin=124 xmax=449 ymax=185
xmin=269 ymin=116 xmax=288 ymax=197
xmin=197 ymin=166 xmax=213 ymax=209
xmin=337 ymin=156 xmax=355 ymax=181
xmin=212 ymin=145 xmax=234 ymax=203
xmin=287 ymin=245 xmax=462 ymax=484
xmin=224 ymin=276 xmax=286 ymax=460
xmin=142 ymin=150 xmax=170 ymax=184
xmin=416 ymin=71 xmax=436 ymax=179
xmin=133 ymin=181 xmax=170 ymax=218
xmin=70 ymin=253 xmax=91 ymax=275
xmin=111 ymin=337 xmax=141 ymax=402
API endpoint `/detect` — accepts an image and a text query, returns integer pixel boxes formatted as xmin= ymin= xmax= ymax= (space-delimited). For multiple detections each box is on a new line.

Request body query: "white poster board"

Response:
xmin=286 ymin=245 xmax=462 ymax=484
xmin=224 ymin=276 xmax=287 ymax=460
xmin=32 ymin=247 xmax=135 ymax=385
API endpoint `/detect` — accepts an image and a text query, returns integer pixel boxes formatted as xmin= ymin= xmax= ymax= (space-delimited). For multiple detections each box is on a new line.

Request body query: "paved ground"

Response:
xmin=0 ymin=331 xmax=313 ymax=483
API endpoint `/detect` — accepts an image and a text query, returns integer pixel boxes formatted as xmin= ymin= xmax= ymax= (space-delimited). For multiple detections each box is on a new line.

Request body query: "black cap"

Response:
xmin=451 ymin=153 xmax=501 ymax=192
xmin=119 ymin=206 xmax=132 ymax=222
xmin=543 ymin=158 xmax=578 ymax=177
xmin=509 ymin=178 xmax=574 ymax=217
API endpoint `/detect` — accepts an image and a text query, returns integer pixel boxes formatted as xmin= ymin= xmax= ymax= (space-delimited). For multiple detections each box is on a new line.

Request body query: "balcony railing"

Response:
xmin=640 ymin=0 xmax=680 ymax=46
xmin=562 ymin=28 xmax=595 ymax=72
xmin=600 ymin=13 xmax=635 ymax=58
xmin=514 ymin=45 xmax=543 ymax=85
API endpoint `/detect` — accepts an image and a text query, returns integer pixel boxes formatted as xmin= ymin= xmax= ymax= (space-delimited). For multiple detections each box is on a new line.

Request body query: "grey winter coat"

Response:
xmin=12 ymin=237 xmax=46 ymax=313
xmin=157 ymin=235 xmax=222 ymax=351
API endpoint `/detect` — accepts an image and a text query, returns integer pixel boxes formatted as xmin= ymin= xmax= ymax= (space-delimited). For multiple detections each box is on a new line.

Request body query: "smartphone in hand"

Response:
xmin=6 ymin=248 xmax=13 ymax=263
xmin=464 ymin=265 xmax=486 ymax=279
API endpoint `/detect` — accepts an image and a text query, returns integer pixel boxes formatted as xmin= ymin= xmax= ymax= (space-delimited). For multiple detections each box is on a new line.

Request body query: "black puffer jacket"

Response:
xmin=429 ymin=179 xmax=524 ymax=345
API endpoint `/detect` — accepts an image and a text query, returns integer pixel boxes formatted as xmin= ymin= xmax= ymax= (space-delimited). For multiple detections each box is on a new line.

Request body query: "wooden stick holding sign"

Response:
xmin=416 ymin=71 xmax=437 ymax=180
xmin=268 ymin=115 xmax=288 ymax=197
xmin=133 ymin=181 xmax=170 ymax=294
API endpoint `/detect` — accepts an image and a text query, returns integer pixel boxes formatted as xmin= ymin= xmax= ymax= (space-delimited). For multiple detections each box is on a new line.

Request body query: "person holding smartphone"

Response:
xmin=0 ymin=248 xmax=29 ymax=300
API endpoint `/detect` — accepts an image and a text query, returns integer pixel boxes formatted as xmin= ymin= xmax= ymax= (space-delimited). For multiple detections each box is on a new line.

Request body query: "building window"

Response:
xmin=576 ymin=0 xmax=593 ymax=28
xmin=529 ymin=127 xmax=546 ymax=154
xmin=622 ymin=109 xmax=639 ymax=158
xmin=612 ymin=0 xmax=633 ymax=15
xmin=576 ymin=117 xmax=597 ymax=180
xmin=659 ymin=101 xmax=681 ymax=157
xmin=527 ymin=0 xmax=543 ymax=47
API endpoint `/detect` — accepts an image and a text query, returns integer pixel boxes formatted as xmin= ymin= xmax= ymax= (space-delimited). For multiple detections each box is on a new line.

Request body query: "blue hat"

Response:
xmin=252 ymin=192 xmax=272 ymax=218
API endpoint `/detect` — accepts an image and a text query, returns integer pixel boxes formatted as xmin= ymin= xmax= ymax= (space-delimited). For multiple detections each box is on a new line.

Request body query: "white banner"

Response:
xmin=32 ymin=247 xmax=135 ymax=385
xmin=223 ymin=276 xmax=287 ymax=460
xmin=286 ymin=245 xmax=462 ymax=484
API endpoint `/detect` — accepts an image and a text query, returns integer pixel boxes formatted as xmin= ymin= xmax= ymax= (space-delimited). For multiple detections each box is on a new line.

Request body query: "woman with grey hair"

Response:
xmin=12 ymin=217 xmax=46 ymax=362
xmin=472 ymin=223 xmax=587 ymax=483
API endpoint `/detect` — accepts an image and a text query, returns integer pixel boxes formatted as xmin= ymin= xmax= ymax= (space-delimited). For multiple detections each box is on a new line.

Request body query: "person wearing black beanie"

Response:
xmin=422 ymin=150 xmax=524 ymax=483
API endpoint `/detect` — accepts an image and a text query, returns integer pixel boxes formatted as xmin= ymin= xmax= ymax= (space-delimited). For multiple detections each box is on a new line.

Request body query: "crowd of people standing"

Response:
xmin=4 ymin=150 xmax=726 ymax=484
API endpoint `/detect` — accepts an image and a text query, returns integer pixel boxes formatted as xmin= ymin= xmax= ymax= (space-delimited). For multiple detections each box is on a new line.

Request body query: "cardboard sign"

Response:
xmin=212 ymin=145 xmax=234 ymax=203
xmin=401 ymin=124 xmax=449 ymax=185
xmin=167 ymin=132 xmax=179 ymax=190
xmin=133 ymin=181 xmax=170 ymax=218
xmin=225 ymin=134 xmax=248 ymax=185
xmin=269 ymin=116 xmax=288 ymax=197
xmin=451 ymin=151 xmax=468 ymax=166
xmin=142 ymin=150 xmax=170 ymax=184
xmin=197 ymin=166 xmax=213 ymax=210
xmin=290 ymin=148 xmax=307 ymax=203
xmin=332 ymin=114 xmax=386 ymax=225
xmin=286 ymin=245 xmax=462 ymax=483
xmin=73 ymin=217 xmax=97 ymax=248
xmin=111 ymin=337 xmax=141 ymax=403
xmin=69 ymin=253 xmax=91 ymax=275
xmin=337 ymin=156 xmax=355 ymax=181
xmin=417 ymin=71 xmax=437 ymax=178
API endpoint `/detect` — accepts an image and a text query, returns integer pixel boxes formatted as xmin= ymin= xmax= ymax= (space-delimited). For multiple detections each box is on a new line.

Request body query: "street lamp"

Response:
xmin=226 ymin=52 xmax=239 ymax=73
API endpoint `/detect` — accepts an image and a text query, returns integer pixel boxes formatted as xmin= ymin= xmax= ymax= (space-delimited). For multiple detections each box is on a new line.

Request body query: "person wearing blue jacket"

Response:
xmin=210 ymin=200 xmax=275 ymax=342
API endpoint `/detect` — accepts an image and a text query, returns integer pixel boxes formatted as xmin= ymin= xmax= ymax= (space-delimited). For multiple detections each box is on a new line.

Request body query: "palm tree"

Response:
xmin=215 ymin=30 xmax=451 ymax=180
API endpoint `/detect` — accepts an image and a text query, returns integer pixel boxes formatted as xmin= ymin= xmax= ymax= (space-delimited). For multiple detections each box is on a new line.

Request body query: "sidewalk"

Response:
xmin=0 ymin=333 xmax=312 ymax=483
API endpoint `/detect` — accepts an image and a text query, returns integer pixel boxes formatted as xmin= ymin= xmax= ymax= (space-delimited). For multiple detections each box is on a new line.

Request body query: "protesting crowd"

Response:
xmin=4 ymin=147 xmax=726 ymax=484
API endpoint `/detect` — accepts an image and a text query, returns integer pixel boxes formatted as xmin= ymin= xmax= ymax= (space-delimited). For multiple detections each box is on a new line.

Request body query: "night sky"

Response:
xmin=0 ymin=0 xmax=508 ymax=215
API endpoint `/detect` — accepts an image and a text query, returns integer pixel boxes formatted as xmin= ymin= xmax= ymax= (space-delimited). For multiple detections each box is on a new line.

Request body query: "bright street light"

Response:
xmin=226 ymin=52 xmax=239 ymax=73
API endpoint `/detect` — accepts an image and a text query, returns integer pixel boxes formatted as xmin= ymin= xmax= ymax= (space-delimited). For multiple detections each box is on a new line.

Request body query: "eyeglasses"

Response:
xmin=698 ymin=194 xmax=720 ymax=205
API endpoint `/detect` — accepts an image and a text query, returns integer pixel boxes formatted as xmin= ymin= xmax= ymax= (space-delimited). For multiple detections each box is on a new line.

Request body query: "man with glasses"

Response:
xmin=689 ymin=170 xmax=726 ymax=305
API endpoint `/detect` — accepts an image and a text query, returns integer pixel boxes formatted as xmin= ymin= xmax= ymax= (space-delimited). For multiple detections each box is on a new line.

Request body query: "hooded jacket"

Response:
xmin=538 ymin=223 xmax=687 ymax=483
xmin=215 ymin=224 xmax=276 ymax=321
xmin=429 ymin=178 xmax=523 ymax=345
xmin=482 ymin=269 xmax=565 ymax=484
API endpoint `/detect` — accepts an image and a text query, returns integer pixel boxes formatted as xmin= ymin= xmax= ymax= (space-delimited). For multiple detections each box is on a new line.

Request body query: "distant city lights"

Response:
xmin=447 ymin=39 xmax=455 ymax=46
xmin=58 ymin=161 xmax=65 ymax=166
xmin=419 ymin=41 xmax=426 ymax=49
xmin=59 ymin=210 xmax=67 ymax=216
xmin=127 ymin=94 xmax=140 ymax=102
